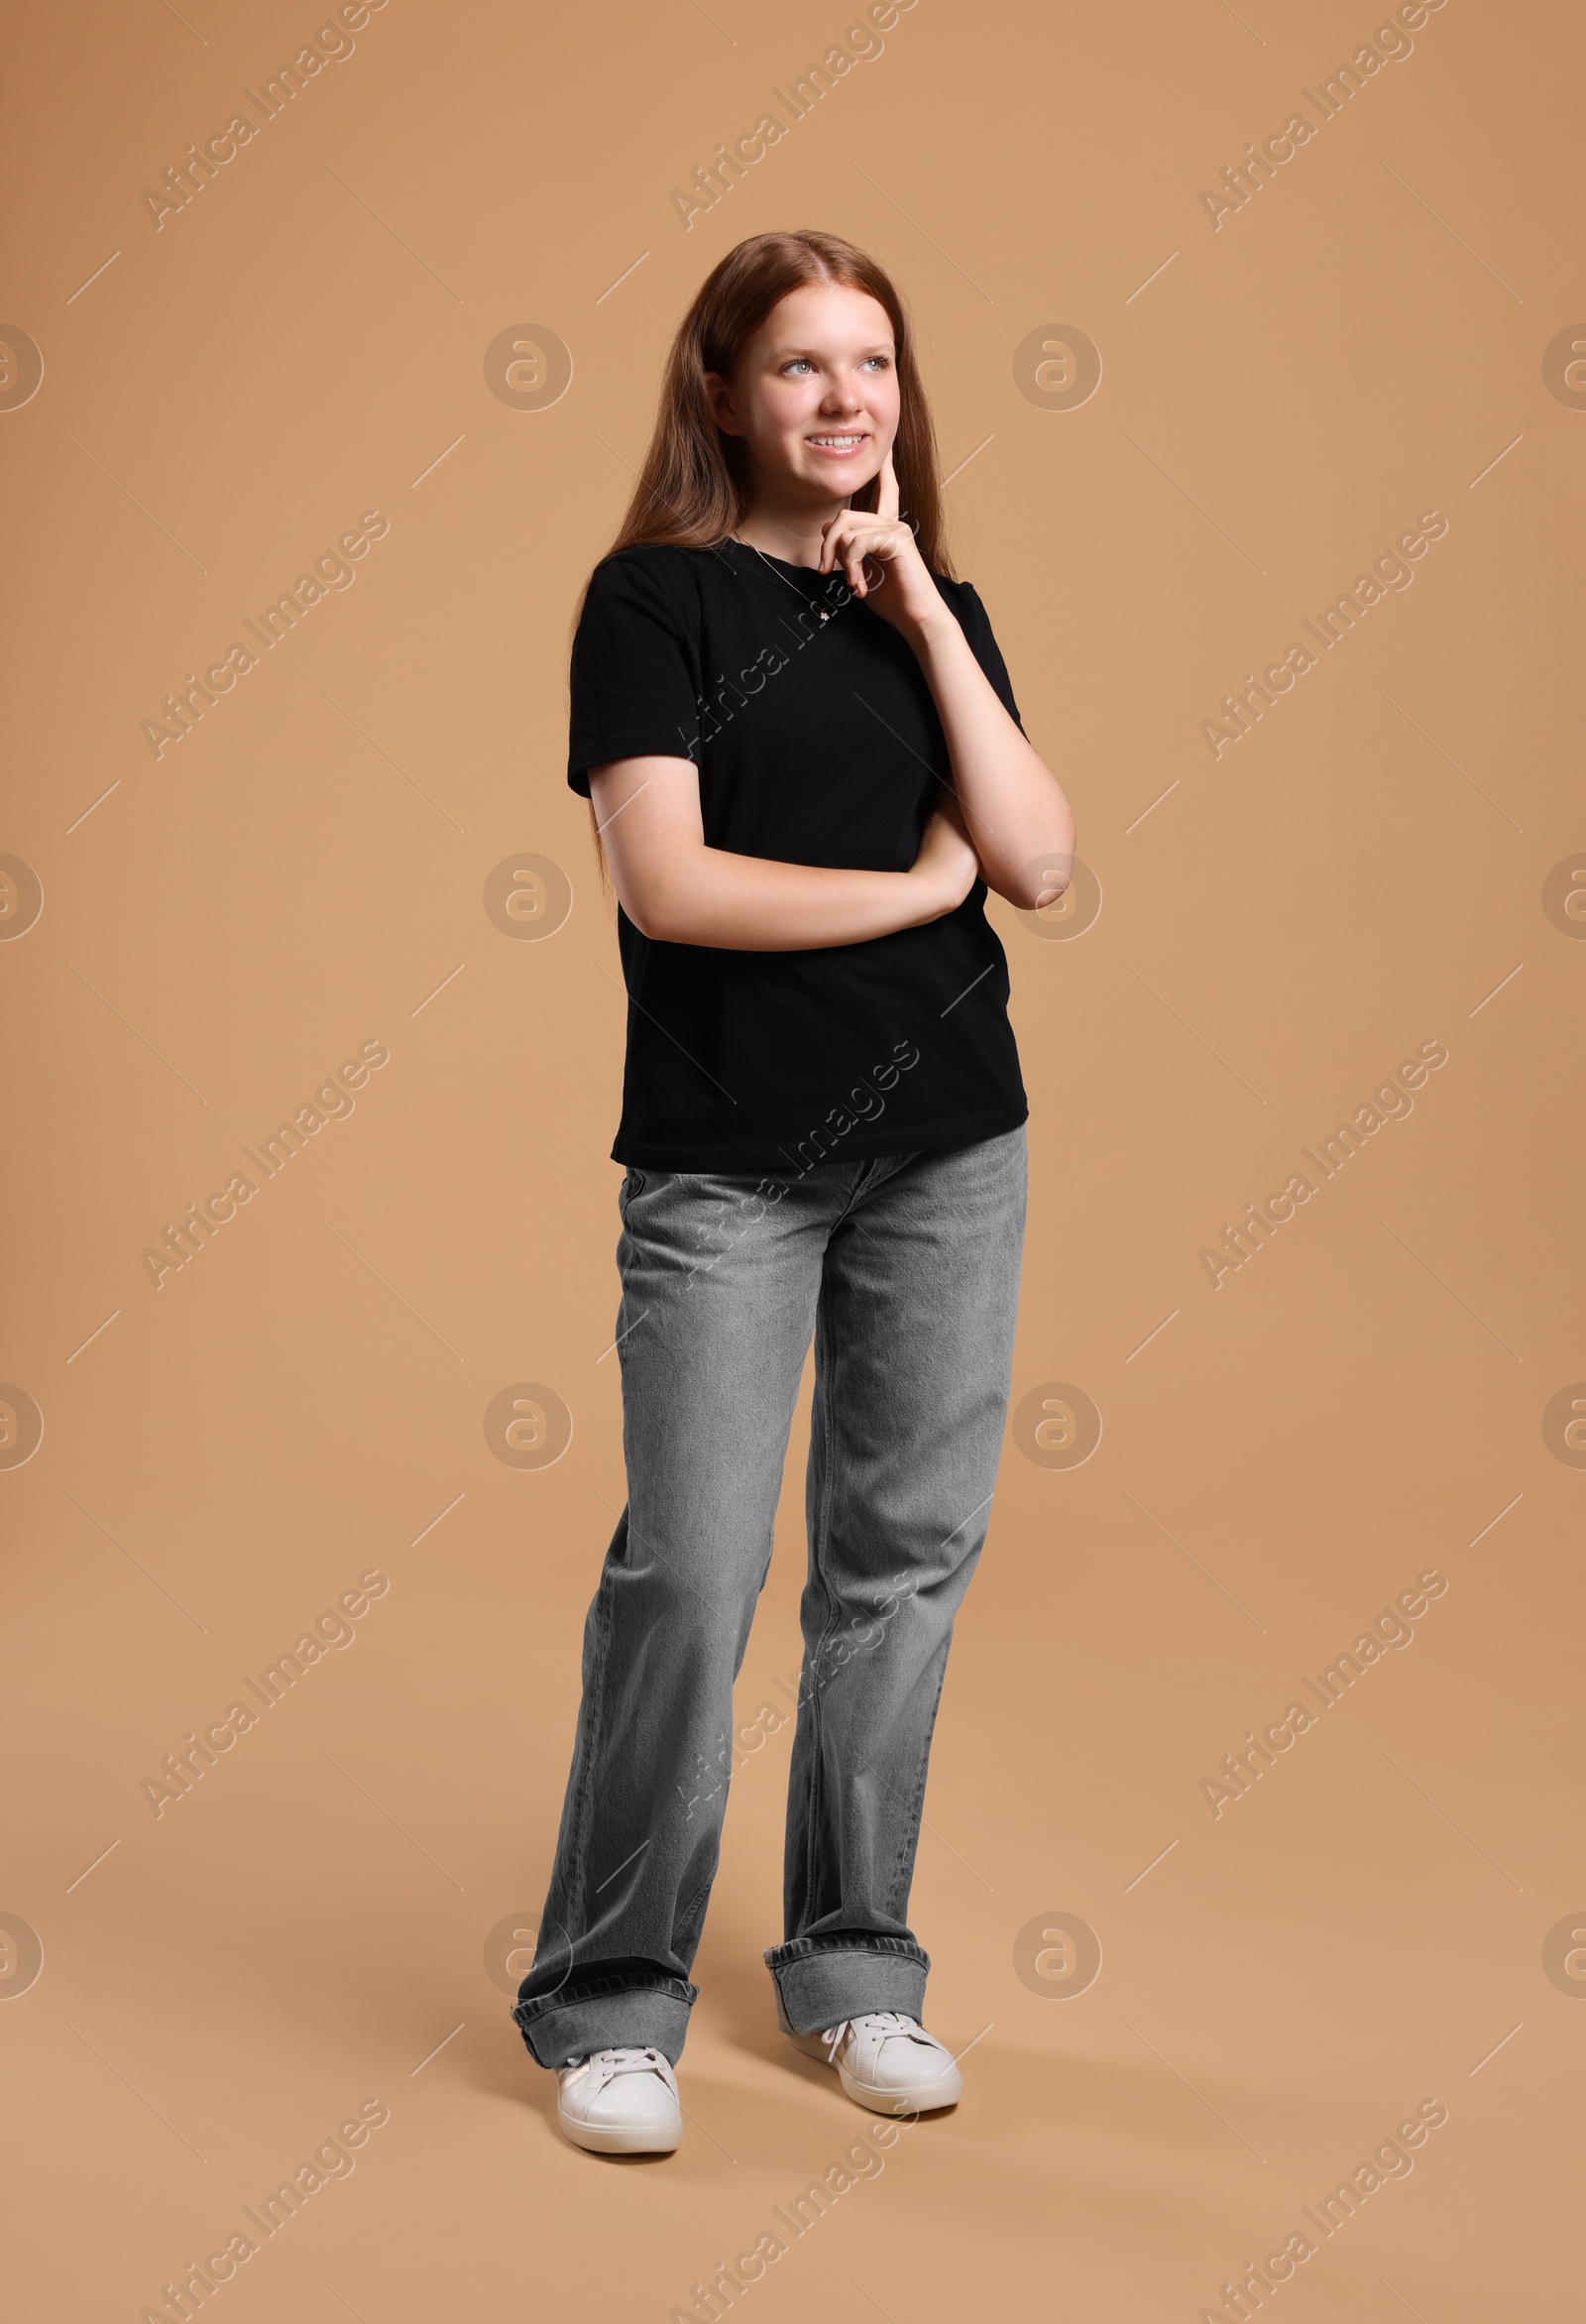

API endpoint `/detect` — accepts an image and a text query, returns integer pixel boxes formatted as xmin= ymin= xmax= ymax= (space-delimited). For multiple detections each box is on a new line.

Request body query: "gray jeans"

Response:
xmin=512 ymin=1126 xmax=1027 ymax=2067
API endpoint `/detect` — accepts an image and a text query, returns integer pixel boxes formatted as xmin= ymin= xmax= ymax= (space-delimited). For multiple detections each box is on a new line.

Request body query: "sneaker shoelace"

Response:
xmin=820 ymin=2010 xmax=926 ymax=2063
xmin=563 ymin=2044 xmax=678 ymax=2098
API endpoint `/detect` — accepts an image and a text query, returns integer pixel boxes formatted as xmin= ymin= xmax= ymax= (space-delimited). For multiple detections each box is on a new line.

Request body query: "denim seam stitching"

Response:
xmin=548 ymin=1503 xmax=620 ymax=1997
xmin=672 ymin=1861 xmax=718 ymax=1964
xmin=797 ymin=1282 xmax=846 ymax=1930
xmin=884 ymin=1648 xmax=952 ymax=1919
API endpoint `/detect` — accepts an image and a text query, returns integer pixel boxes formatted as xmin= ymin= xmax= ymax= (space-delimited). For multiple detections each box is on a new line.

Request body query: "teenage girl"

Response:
xmin=513 ymin=228 xmax=1076 ymax=2153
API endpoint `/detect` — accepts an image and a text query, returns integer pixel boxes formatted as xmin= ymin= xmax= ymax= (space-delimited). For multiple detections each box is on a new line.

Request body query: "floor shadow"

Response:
xmin=688 ymin=1933 xmax=793 ymax=2061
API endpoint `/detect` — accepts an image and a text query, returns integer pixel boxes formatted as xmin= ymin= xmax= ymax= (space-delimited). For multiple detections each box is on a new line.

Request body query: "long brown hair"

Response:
xmin=607 ymin=228 xmax=954 ymax=575
xmin=583 ymin=230 xmax=954 ymax=887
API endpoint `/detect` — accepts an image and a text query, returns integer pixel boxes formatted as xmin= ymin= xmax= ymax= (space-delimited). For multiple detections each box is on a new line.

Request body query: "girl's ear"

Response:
xmin=702 ymin=372 xmax=743 ymax=437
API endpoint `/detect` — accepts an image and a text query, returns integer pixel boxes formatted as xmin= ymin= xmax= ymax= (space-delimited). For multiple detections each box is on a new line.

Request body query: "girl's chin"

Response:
xmin=788 ymin=451 xmax=881 ymax=489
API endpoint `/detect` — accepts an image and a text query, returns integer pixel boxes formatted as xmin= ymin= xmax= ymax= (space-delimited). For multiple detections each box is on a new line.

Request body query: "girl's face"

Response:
xmin=706 ymin=282 xmax=900 ymax=505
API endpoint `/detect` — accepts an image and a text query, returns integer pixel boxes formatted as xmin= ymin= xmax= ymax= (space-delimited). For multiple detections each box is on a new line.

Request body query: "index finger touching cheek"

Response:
xmin=876 ymin=448 xmax=900 ymax=523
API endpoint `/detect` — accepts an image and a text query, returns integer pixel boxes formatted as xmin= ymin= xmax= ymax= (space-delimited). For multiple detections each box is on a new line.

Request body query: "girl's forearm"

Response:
xmin=591 ymin=756 xmax=976 ymax=951
xmin=590 ymin=757 xmax=974 ymax=948
xmin=910 ymin=609 xmax=1076 ymax=907
xmin=628 ymin=848 xmax=943 ymax=951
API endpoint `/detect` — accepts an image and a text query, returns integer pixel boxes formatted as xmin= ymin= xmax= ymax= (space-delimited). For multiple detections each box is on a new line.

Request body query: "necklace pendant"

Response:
xmin=818 ymin=609 xmax=830 ymax=624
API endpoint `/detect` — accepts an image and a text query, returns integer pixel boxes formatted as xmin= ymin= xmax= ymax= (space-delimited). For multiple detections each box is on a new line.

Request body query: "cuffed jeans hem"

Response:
xmin=764 ymin=1937 xmax=930 ymax=2035
xmin=512 ymin=1974 xmax=697 ymax=2070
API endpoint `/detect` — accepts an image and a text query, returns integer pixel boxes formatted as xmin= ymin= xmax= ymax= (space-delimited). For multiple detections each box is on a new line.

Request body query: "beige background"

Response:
xmin=3 ymin=0 xmax=1583 ymax=2315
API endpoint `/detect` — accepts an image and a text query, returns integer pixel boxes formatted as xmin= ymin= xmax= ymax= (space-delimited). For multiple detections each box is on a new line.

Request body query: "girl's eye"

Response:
xmin=784 ymin=358 xmax=814 ymax=375
xmin=861 ymin=355 xmax=891 ymax=372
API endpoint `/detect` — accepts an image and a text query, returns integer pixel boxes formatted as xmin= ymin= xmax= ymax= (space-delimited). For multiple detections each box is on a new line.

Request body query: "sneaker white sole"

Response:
xmin=556 ymin=2105 xmax=681 ymax=2155
xmin=833 ymin=2061 xmax=962 ymax=2115
xmin=781 ymin=2028 xmax=962 ymax=2115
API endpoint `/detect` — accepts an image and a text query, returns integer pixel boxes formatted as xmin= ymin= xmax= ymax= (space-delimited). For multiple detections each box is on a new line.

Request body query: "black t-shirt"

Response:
xmin=567 ymin=538 xmax=1028 ymax=1173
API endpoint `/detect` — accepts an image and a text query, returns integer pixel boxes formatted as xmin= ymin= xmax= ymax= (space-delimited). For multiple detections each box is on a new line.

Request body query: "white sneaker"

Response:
xmin=783 ymin=2011 xmax=963 ymax=2115
xmin=555 ymin=2045 xmax=681 ymax=2153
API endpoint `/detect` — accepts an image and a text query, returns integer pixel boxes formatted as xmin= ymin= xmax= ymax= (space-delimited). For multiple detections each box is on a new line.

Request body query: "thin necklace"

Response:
xmin=731 ymin=533 xmax=834 ymax=624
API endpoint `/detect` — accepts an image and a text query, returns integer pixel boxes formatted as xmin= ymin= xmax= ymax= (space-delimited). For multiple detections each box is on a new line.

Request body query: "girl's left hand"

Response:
xmin=818 ymin=450 xmax=942 ymax=635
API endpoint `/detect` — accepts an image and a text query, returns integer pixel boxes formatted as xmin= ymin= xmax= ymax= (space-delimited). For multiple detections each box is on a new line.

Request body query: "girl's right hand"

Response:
xmin=909 ymin=795 xmax=980 ymax=916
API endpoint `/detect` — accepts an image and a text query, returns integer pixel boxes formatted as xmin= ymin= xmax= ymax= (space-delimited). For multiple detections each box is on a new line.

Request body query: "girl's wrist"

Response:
xmin=904 ymin=598 xmax=967 ymax=657
xmin=903 ymin=859 xmax=953 ymax=920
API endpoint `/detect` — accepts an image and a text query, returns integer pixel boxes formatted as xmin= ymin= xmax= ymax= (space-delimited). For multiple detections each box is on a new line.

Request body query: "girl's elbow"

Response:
xmin=611 ymin=844 xmax=707 ymax=943
xmin=623 ymin=895 xmax=666 ymax=941
xmin=1003 ymin=856 xmax=1074 ymax=912
xmin=620 ymin=882 xmax=690 ymax=944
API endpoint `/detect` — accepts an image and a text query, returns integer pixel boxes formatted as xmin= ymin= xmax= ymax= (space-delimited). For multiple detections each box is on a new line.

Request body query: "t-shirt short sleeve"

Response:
xmin=949 ymin=580 xmax=1025 ymax=735
xmin=567 ymin=551 xmax=703 ymax=797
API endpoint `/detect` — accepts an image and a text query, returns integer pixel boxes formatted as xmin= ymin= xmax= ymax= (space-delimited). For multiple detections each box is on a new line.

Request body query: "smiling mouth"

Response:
xmin=805 ymin=432 xmax=867 ymax=453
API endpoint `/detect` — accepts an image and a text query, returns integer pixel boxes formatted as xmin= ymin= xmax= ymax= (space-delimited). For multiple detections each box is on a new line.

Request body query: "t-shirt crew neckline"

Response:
xmin=721 ymin=539 xmax=847 ymax=584
xmin=727 ymin=539 xmax=823 ymax=568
